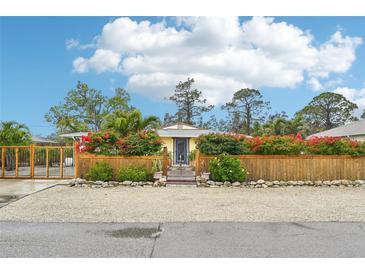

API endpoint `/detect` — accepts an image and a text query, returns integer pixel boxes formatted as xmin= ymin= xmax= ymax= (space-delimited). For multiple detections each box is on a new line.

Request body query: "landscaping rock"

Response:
xmin=232 ymin=182 xmax=241 ymax=187
xmin=94 ymin=181 xmax=103 ymax=185
xmin=257 ymin=179 xmax=265 ymax=185
xmin=200 ymin=177 xmax=208 ymax=184
xmin=224 ymin=181 xmax=231 ymax=187
xmin=262 ymin=184 xmax=268 ymax=188
xmin=122 ymin=181 xmax=132 ymax=186
xmin=266 ymin=181 xmax=273 ymax=186
xmin=207 ymin=180 xmax=215 ymax=185
xmin=255 ymin=184 xmax=262 ymax=188
xmin=216 ymin=181 xmax=223 ymax=186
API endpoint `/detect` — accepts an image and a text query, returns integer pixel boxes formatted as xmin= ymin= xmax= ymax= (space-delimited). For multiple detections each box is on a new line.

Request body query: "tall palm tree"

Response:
xmin=104 ymin=109 xmax=160 ymax=137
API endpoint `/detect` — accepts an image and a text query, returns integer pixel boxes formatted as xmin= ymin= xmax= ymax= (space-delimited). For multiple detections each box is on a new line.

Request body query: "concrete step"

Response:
xmin=167 ymin=177 xmax=196 ymax=182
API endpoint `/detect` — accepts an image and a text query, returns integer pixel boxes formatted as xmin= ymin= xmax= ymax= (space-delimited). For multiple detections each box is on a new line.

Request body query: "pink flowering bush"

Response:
xmin=197 ymin=133 xmax=365 ymax=156
xmin=78 ymin=130 xmax=163 ymax=156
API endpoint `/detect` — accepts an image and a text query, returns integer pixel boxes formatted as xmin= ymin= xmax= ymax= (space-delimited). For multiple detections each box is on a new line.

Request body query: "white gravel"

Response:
xmin=1 ymin=185 xmax=365 ymax=222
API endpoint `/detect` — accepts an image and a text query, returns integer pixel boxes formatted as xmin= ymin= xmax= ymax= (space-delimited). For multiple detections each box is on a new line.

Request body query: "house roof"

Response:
xmin=31 ymin=135 xmax=58 ymax=144
xmin=157 ymin=128 xmax=215 ymax=138
xmin=59 ymin=132 xmax=89 ymax=139
xmin=157 ymin=123 xmax=215 ymax=138
xmin=308 ymin=119 xmax=365 ymax=139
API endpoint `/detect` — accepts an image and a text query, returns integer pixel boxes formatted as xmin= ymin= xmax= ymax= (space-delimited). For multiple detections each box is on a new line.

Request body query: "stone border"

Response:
xmin=196 ymin=176 xmax=365 ymax=188
xmin=69 ymin=177 xmax=167 ymax=188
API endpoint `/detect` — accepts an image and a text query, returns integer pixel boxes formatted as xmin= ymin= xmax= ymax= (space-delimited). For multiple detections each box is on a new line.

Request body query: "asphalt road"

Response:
xmin=1 ymin=221 xmax=365 ymax=257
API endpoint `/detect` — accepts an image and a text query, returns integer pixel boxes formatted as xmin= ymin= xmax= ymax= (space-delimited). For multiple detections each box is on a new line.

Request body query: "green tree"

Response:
xmin=222 ymin=88 xmax=270 ymax=135
xmin=45 ymin=82 xmax=131 ymax=133
xmin=168 ymin=78 xmax=213 ymax=125
xmin=252 ymin=113 xmax=309 ymax=137
xmin=297 ymin=92 xmax=358 ymax=133
xmin=0 ymin=121 xmax=32 ymax=145
xmin=104 ymin=109 xmax=160 ymax=137
xmin=0 ymin=121 xmax=32 ymax=171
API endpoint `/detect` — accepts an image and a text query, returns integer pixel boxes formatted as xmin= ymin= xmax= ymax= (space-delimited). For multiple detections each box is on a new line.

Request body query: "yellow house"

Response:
xmin=157 ymin=123 xmax=215 ymax=165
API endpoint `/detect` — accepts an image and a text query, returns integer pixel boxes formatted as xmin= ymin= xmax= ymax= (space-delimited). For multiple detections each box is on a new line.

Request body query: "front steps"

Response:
xmin=166 ymin=166 xmax=196 ymax=186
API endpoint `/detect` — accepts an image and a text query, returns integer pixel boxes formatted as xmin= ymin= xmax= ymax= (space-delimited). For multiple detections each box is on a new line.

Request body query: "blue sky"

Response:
xmin=1 ymin=16 xmax=365 ymax=136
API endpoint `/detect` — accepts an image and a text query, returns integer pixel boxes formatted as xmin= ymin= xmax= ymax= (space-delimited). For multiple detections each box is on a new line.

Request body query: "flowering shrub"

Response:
xmin=247 ymin=134 xmax=305 ymax=155
xmin=305 ymin=136 xmax=365 ymax=156
xmin=209 ymin=154 xmax=247 ymax=182
xmin=197 ymin=133 xmax=365 ymax=156
xmin=79 ymin=130 xmax=162 ymax=156
xmin=79 ymin=132 xmax=120 ymax=155
xmin=119 ymin=131 xmax=163 ymax=156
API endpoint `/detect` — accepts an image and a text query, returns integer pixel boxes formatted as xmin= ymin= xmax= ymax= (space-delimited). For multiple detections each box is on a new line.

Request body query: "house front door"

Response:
xmin=174 ymin=138 xmax=188 ymax=165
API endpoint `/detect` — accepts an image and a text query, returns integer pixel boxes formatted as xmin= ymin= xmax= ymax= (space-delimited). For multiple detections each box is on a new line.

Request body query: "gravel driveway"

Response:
xmin=1 ymin=186 xmax=365 ymax=222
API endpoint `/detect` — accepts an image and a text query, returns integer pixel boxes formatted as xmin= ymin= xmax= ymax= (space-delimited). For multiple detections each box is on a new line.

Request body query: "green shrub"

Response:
xmin=197 ymin=133 xmax=251 ymax=155
xmin=117 ymin=166 xmax=152 ymax=182
xmin=209 ymin=154 xmax=247 ymax=182
xmin=86 ymin=162 xmax=114 ymax=181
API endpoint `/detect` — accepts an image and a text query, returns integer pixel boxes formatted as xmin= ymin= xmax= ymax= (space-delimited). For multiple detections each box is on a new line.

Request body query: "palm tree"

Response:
xmin=0 ymin=121 xmax=32 ymax=146
xmin=0 ymin=121 xmax=32 ymax=171
xmin=104 ymin=109 xmax=160 ymax=137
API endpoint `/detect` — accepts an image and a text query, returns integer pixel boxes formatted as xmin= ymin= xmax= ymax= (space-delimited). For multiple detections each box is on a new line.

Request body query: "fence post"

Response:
xmin=195 ymin=149 xmax=201 ymax=176
xmin=162 ymin=147 xmax=168 ymax=177
xmin=1 ymin=147 xmax=5 ymax=177
xmin=45 ymin=148 xmax=49 ymax=178
xmin=15 ymin=148 xmax=19 ymax=177
xmin=30 ymin=144 xmax=35 ymax=178
xmin=60 ymin=147 xmax=64 ymax=178
xmin=73 ymin=141 xmax=79 ymax=178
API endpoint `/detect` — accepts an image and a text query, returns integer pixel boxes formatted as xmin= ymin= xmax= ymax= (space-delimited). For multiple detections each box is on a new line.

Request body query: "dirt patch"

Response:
xmin=1 ymin=186 xmax=365 ymax=222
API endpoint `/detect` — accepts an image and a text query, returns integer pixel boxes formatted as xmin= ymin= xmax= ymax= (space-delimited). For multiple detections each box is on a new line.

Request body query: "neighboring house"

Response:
xmin=59 ymin=132 xmax=89 ymax=141
xmin=157 ymin=123 xmax=215 ymax=165
xmin=307 ymin=119 xmax=365 ymax=141
xmin=32 ymin=135 xmax=61 ymax=146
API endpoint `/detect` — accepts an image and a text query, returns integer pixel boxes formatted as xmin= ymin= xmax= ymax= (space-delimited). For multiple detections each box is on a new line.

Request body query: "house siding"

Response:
xmin=160 ymin=136 xmax=198 ymax=155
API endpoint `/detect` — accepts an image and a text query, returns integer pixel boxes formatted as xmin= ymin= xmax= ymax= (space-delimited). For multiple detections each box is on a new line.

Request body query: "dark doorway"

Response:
xmin=174 ymin=138 xmax=189 ymax=165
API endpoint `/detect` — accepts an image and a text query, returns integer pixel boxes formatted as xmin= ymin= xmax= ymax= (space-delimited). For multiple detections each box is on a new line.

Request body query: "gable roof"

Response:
xmin=162 ymin=122 xmax=200 ymax=130
xmin=59 ymin=132 xmax=89 ymax=139
xmin=31 ymin=135 xmax=58 ymax=144
xmin=308 ymin=119 xmax=365 ymax=138
xmin=158 ymin=122 xmax=214 ymax=138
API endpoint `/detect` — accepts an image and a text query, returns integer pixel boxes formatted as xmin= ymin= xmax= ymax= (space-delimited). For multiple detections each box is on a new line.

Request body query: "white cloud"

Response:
xmin=72 ymin=16 xmax=362 ymax=104
xmin=65 ymin=37 xmax=98 ymax=50
xmin=309 ymin=31 xmax=362 ymax=78
xmin=66 ymin=38 xmax=79 ymax=50
xmin=307 ymin=77 xmax=323 ymax=91
xmin=334 ymin=86 xmax=365 ymax=111
xmin=73 ymin=49 xmax=121 ymax=73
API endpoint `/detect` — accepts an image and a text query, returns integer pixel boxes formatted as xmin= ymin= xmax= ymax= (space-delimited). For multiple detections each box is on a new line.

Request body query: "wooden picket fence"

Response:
xmin=194 ymin=150 xmax=365 ymax=181
xmin=0 ymin=144 xmax=75 ymax=179
xmin=76 ymin=147 xmax=169 ymax=178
